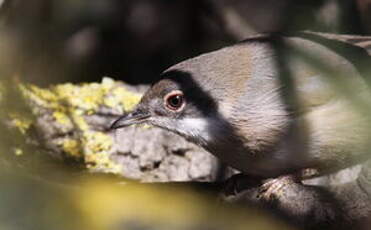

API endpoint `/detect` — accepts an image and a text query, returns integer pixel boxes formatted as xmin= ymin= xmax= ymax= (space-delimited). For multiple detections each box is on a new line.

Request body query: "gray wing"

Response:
xmin=283 ymin=32 xmax=371 ymax=174
xmin=302 ymin=31 xmax=371 ymax=55
xmin=281 ymin=31 xmax=371 ymax=113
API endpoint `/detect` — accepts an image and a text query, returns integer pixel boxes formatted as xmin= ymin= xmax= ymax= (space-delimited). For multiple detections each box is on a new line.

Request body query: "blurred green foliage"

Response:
xmin=0 ymin=172 xmax=295 ymax=230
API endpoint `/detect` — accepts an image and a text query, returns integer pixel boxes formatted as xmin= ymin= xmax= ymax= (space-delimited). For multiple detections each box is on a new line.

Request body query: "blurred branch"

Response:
xmin=223 ymin=162 xmax=371 ymax=230
xmin=356 ymin=0 xmax=371 ymax=34
xmin=201 ymin=0 xmax=255 ymax=41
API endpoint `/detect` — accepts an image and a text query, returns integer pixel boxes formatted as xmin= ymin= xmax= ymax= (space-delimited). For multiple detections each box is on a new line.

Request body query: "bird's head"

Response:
xmin=111 ymin=70 xmax=226 ymax=146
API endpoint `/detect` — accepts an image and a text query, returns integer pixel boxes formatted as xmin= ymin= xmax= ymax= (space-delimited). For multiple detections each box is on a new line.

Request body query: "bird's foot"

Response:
xmin=257 ymin=175 xmax=299 ymax=202
xmin=222 ymin=173 xmax=263 ymax=196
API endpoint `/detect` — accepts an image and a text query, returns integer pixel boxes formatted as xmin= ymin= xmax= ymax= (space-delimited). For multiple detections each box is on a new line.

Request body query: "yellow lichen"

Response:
xmin=71 ymin=110 xmax=89 ymax=131
xmin=82 ymin=131 xmax=122 ymax=174
xmin=21 ymin=77 xmax=142 ymax=114
xmin=54 ymin=82 xmax=108 ymax=113
xmin=61 ymin=139 xmax=82 ymax=158
xmin=29 ymin=85 xmax=59 ymax=102
xmin=83 ymin=131 xmax=113 ymax=154
xmin=17 ymin=77 xmax=141 ymax=175
xmin=118 ymin=87 xmax=142 ymax=111
xmin=53 ymin=111 xmax=72 ymax=126
xmin=104 ymin=86 xmax=142 ymax=111
xmin=85 ymin=153 xmax=122 ymax=174
xmin=20 ymin=84 xmax=60 ymax=109
xmin=9 ymin=113 xmax=32 ymax=134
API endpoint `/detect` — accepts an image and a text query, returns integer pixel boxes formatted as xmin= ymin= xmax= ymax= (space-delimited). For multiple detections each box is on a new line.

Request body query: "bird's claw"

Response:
xmin=257 ymin=175 xmax=299 ymax=201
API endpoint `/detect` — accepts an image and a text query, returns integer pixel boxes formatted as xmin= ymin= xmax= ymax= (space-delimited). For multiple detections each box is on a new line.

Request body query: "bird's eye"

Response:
xmin=164 ymin=90 xmax=185 ymax=111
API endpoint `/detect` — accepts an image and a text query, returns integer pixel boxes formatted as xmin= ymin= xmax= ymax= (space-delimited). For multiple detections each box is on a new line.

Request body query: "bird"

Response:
xmin=111 ymin=31 xmax=371 ymax=181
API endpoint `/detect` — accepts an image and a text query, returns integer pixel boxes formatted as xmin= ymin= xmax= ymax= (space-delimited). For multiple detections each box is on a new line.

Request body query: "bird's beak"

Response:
xmin=110 ymin=109 xmax=150 ymax=130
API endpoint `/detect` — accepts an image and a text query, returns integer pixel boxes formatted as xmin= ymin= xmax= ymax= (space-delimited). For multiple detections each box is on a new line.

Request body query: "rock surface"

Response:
xmin=3 ymin=78 xmax=220 ymax=182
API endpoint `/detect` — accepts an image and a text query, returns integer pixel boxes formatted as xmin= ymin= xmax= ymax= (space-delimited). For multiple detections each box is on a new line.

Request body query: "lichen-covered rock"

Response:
xmin=112 ymin=127 xmax=219 ymax=182
xmin=8 ymin=77 xmax=219 ymax=181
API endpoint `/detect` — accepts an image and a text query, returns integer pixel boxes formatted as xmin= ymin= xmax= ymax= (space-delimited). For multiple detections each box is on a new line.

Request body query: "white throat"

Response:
xmin=176 ymin=117 xmax=217 ymax=145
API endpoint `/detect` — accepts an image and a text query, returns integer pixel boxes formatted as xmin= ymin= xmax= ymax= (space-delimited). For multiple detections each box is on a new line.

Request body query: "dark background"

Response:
xmin=0 ymin=0 xmax=370 ymax=85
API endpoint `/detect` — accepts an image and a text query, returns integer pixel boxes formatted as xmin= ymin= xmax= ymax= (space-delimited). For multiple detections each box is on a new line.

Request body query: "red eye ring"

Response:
xmin=164 ymin=90 xmax=185 ymax=111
